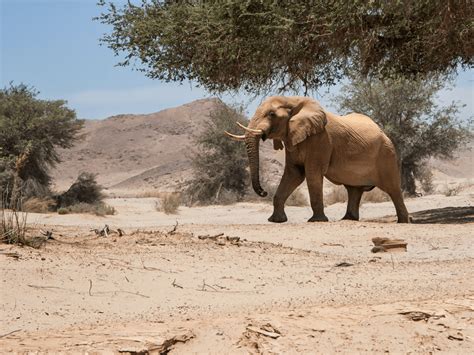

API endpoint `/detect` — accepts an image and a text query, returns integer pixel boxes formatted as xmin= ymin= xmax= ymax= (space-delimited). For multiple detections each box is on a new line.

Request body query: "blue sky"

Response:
xmin=1 ymin=0 xmax=473 ymax=120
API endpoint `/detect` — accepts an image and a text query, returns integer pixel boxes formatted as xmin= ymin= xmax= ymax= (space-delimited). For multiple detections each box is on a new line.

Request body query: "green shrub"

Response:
xmin=184 ymin=103 xmax=248 ymax=205
xmin=58 ymin=172 xmax=104 ymax=207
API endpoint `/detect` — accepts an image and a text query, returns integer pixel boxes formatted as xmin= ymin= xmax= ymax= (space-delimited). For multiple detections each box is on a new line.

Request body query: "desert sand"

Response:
xmin=1 ymin=193 xmax=473 ymax=353
xmin=1 ymin=101 xmax=473 ymax=353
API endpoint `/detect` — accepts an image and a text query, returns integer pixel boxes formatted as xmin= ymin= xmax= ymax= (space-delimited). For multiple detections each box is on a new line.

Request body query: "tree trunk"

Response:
xmin=401 ymin=163 xmax=416 ymax=196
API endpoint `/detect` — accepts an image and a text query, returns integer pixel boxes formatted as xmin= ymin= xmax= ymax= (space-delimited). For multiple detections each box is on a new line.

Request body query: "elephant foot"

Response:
xmin=342 ymin=212 xmax=359 ymax=221
xmin=268 ymin=212 xmax=288 ymax=223
xmin=308 ymin=214 xmax=328 ymax=222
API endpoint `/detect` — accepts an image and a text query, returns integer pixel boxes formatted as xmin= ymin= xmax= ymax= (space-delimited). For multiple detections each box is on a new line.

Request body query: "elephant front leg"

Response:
xmin=306 ymin=172 xmax=328 ymax=222
xmin=268 ymin=165 xmax=305 ymax=223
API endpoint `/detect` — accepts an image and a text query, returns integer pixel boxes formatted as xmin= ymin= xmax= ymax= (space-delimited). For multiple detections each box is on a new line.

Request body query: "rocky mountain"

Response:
xmin=52 ymin=98 xmax=284 ymax=194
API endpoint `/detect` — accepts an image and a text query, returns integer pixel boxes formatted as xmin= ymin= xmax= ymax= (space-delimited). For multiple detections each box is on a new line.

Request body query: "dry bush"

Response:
xmin=324 ymin=185 xmax=347 ymax=206
xmin=443 ymin=184 xmax=463 ymax=197
xmin=135 ymin=190 xmax=165 ymax=198
xmin=362 ymin=188 xmax=389 ymax=203
xmin=22 ymin=197 xmax=56 ymax=213
xmin=325 ymin=185 xmax=389 ymax=206
xmin=1 ymin=194 xmax=28 ymax=246
xmin=57 ymin=207 xmax=68 ymax=215
xmin=286 ymin=188 xmax=308 ymax=207
xmin=156 ymin=193 xmax=180 ymax=214
xmin=248 ymin=184 xmax=308 ymax=207
xmin=57 ymin=202 xmax=115 ymax=216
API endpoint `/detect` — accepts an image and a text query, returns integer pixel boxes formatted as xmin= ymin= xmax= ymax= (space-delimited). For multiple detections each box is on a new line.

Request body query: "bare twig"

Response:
xmin=201 ymin=279 xmax=218 ymax=292
xmin=40 ymin=230 xmax=53 ymax=240
xmin=198 ymin=233 xmax=224 ymax=240
xmin=89 ymin=279 xmax=93 ymax=296
xmin=139 ymin=257 xmax=166 ymax=272
xmin=0 ymin=329 xmax=21 ymax=338
xmin=172 ymin=279 xmax=183 ymax=289
xmin=27 ymin=284 xmax=69 ymax=291
xmin=168 ymin=220 xmax=179 ymax=235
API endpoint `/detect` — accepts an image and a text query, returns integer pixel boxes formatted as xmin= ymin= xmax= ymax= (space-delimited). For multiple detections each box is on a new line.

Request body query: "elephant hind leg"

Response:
xmin=379 ymin=185 xmax=410 ymax=223
xmin=389 ymin=189 xmax=410 ymax=223
xmin=342 ymin=186 xmax=364 ymax=221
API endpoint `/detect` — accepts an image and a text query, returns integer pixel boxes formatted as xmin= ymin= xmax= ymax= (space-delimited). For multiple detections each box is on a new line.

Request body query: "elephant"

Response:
xmin=225 ymin=96 xmax=410 ymax=223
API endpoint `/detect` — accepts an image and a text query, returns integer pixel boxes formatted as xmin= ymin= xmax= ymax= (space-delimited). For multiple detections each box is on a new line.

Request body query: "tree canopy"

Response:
xmin=334 ymin=73 xmax=471 ymax=195
xmin=0 ymin=84 xmax=83 ymax=201
xmin=97 ymin=0 xmax=473 ymax=95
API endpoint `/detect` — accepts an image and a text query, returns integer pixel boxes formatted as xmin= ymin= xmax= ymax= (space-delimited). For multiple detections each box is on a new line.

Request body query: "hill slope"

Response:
xmin=52 ymin=98 xmax=283 ymax=194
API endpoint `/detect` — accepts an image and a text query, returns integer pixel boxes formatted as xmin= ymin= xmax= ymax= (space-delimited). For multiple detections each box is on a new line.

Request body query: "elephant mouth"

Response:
xmin=261 ymin=132 xmax=268 ymax=141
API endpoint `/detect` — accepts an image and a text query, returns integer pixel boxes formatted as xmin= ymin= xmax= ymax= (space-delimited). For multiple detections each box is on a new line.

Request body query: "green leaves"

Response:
xmin=334 ymin=73 xmax=471 ymax=195
xmin=0 ymin=83 xmax=83 ymax=192
xmin=97 ymin=0 xmax=473 ymax=95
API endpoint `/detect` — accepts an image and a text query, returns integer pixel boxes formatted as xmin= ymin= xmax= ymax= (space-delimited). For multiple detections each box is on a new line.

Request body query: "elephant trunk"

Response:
xmin=245 ymin=135 xmax=267 ymax=197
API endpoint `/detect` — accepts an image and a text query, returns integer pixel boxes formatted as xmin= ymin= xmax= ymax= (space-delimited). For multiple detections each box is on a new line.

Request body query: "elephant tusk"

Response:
xmin=236 ymin=121 xmax=263 ymax=135
xmin=224 ymin=131 xmax=246 ymax=141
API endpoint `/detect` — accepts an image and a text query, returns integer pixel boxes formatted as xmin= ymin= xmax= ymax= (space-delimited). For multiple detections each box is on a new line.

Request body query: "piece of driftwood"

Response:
xmin=372 ymin=237 xmax=407 ymax=253
xmin=0 ymin=329 xmax=21 ymax=338
xmin=399 ymin=311 xmax=445 ymax=322
xmin=0 ymin=251 xmax=20 ymax=260
xmin=118 ymin=331 xmax=195 ymax=354
xmin=198 ymin=233 xmax=224 ymax=240
xmin=334 ymin=262 xmax=353 ymax=267
xmin=246 ymin=324 xmax=281 ymax=339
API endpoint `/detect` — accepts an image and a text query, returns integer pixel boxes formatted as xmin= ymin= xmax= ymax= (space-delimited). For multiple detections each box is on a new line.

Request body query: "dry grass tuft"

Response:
xmin=286 ymin=188 xmax=308 ymax=207
xmin=135 ymin=190 xmax=166 ymax=198
xmin=362 ymin=188 xmax=389 ymax=203
xmin=1 ymin=194 xmax=28 ymax=246
xmin=324 ymin=185 xmax=347 ymax=206
xmin=249 ymin=185 xmax=308 ymax=207
xmin=156 ymin=193 xmax=181 ymax=214
xmin=57 ymin=202 xmax=115 ymax=216
xmin=325 ymin=185 xmax=389 ymax=206
xmin=22 ymin=197 xmax=56 ymax=213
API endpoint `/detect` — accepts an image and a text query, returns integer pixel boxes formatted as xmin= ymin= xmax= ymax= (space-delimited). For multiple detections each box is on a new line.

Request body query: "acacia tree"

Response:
xmin=334 ymin=74 xmax=471 ymax=195
xmin=97 ymin=0 xmax=472 ymax=95
xmin=185 ymin=102 xmax=249 ymax=205
xmin=0 ymin=84 xmax=83 ymax=203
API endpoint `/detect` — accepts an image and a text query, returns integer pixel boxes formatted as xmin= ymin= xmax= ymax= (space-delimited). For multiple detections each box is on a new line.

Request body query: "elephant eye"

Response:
xmin=268 ymin=111 xmax=276 ymax=118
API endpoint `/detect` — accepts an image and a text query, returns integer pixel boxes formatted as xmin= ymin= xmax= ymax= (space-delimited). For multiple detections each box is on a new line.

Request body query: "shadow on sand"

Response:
xmin=410 ymin=206 xmax=474 ymax=224
xmin=369 ymin=206 xmax=474 ymax=224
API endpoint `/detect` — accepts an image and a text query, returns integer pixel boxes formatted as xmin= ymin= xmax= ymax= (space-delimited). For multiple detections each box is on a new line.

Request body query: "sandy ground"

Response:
xmin=1 ymin=194 xmax=473 ymax=353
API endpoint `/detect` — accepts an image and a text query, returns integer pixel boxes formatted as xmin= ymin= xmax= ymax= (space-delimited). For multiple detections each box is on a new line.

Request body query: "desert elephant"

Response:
xmin=225 ymin=96 xmax=409 ymax=223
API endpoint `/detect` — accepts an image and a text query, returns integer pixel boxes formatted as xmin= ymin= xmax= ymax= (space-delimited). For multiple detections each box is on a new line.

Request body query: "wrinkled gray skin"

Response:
xmin=242 ymin=96 xmax=409 ymax=223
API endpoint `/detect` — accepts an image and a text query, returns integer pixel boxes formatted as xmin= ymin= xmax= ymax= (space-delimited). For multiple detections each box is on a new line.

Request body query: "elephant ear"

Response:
xmin=287 ymin=99 xmax=327 ymax=147
xmin=273 ymin=139 xmax=284 ymax=150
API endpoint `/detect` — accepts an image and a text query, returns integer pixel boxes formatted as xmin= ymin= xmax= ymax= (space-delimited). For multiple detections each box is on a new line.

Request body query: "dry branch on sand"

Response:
xmin=371 ymin=237 xmax=408 ymax=253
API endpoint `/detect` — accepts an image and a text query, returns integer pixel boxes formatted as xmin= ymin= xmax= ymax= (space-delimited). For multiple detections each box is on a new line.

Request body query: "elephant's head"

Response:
xmin=225 ymin=96 xmax=327 ymax=197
